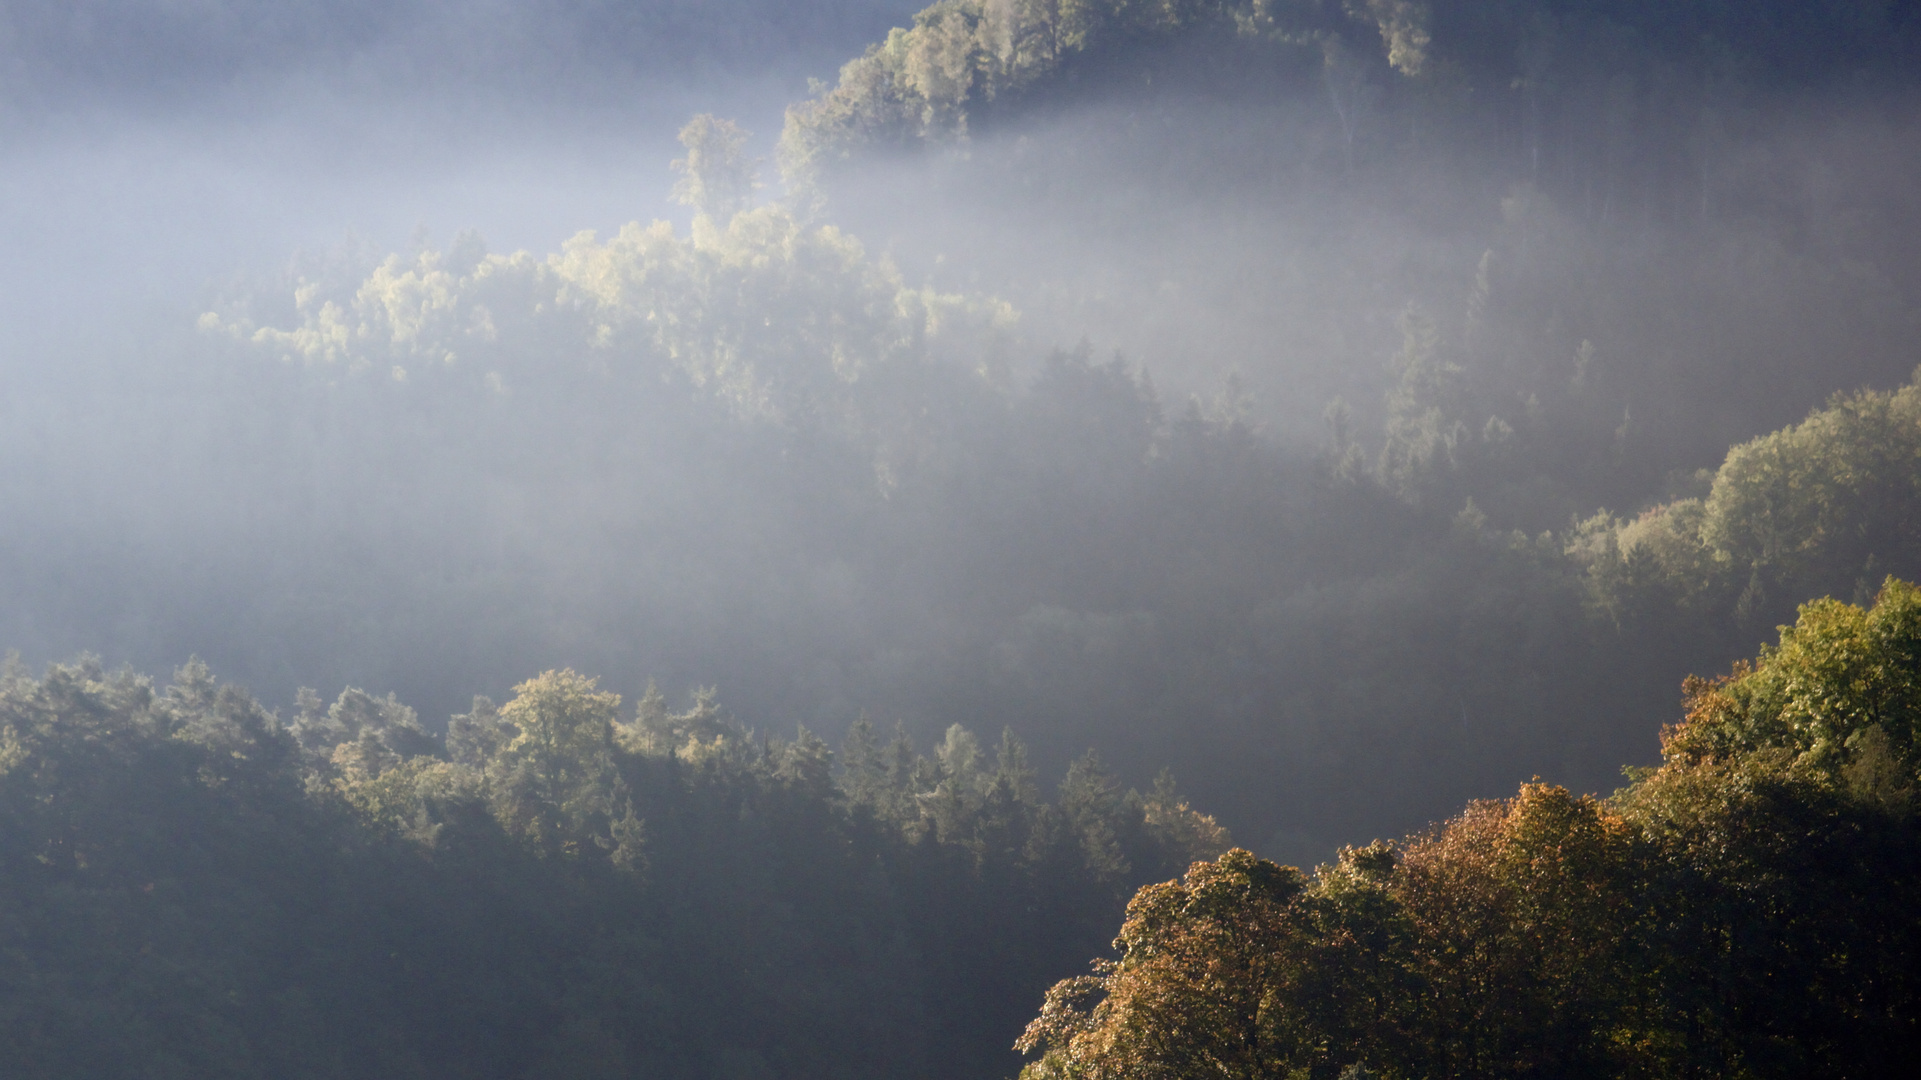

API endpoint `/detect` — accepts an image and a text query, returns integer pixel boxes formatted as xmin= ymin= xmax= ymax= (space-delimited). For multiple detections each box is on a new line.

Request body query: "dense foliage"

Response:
xmin=0 ymin=661 xmax=1224 ymax=1079
xmin=785 ymin=0 xmax=1921 ymax=511
xmin=1019 ymin=579 xmax=1921 ymax=1079
xmin=782 ymin=0 xmax=1921 ymax=187
xmin=199 ymin=139 xmax=1014 ymax=431
xmin=1570 ymin=377 xmax=1921 ymax=628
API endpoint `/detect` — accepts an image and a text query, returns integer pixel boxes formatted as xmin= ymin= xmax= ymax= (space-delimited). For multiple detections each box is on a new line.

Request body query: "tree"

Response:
xmin=1616 ymin=578 xmax=1921 ymax=1077
xmin=672 ymin=114 xmax=759 ymax=224
xmin=496 ymin=669 xmax=622 ymax=852
xmin=1656 ymin=576 xmax=1921 ymax=783
xmin=1391 ymin=785 xmax=1658 ymax=1079
xmin=447 ymin=694 xmax=512 ymax=780
xmin=1570 ymin=374 xmax=1921 ymax=630
xmin=1016 ymin=848 xmax=1309 ymax=1080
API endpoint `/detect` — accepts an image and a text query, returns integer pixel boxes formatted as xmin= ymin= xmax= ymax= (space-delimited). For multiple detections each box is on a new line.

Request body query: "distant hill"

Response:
xmin=782 ymin=0 xmax=1921 ymax=188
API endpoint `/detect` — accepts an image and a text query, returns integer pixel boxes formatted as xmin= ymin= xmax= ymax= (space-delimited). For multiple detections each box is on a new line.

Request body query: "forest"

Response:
xmin=3 ymin=0 xmax=1921 ymax=1076
xmin=0 ymin=656 xmax=1227 ymax=1078
xmin=6 ymin=576 xmax=1919 ymax=1077
xmin=1020 ymin=579 xmax=1921 ymax=1078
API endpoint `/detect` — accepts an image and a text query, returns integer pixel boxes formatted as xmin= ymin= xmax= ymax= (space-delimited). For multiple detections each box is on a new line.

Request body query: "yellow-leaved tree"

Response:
xmin=494 ymin=669 xmax=624 ymax=856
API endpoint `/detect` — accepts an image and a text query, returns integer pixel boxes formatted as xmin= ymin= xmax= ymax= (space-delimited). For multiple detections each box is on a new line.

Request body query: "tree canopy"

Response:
xmin=1018 ymin=578 xmax=1921 ymax=1079
xmin=0 ymin=654 xmax=1227 ymax=1080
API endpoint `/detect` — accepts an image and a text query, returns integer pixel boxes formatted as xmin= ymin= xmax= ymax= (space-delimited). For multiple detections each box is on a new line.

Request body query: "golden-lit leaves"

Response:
xmin=1023 ymin=788 xmax=1659 ymax=1080
xmin=1655 ymin=577 xmax=1921 ymax=787
xmin=492 ymin=669 xmax=623 ymax=851
xmin=1571 ymin=375 xmax=1921 ymax=626
xmin=1022 ymin=582 xmax=1921 ymax=1080
xmin=1018 ymin=849 xmax=1311 ymax=1080
xmin=204 ymin=191 xmax=1016 ymax=441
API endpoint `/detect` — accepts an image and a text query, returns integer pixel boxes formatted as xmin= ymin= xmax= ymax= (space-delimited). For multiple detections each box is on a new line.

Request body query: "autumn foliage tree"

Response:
xmin=1020 ymin=579 xmax=1921 ymax=1080
xmin=1017 ymin=848 xmax=1309 ymax=1080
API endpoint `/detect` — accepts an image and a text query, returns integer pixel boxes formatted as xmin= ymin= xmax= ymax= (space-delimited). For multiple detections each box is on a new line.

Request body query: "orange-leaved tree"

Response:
xmin=1016 ymin=848 xmax=1312 ymax=1080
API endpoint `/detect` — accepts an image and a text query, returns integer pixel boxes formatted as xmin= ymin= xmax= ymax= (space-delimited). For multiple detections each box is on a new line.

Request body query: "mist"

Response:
xmin=0 ymin=2 xmax=917 ymax=665
xmin=5 ymin=0 xmax=1921 ymax=867
xmin=5 ymin=4 xmax=1921 ymax=1078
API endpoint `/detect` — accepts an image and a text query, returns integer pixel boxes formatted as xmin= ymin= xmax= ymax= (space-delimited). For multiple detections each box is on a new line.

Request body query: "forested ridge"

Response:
xmin=0 ymin=660 xmax=1225 ymax=1078
xmin=7 ymin=370 xmax=1921 ymax=1076
xmin=5 ymin=0 xmax=1921 ymax=1075
xmin=9 ymin=586 xmax=1921 ymax=1078
xmin=177 ymin=136 xmax=1921 ymax=858
xmin=1021 ymin=579 xmax=1921 ymax=1079
xmin=783 ymin=0 xmax=1921 ymax=184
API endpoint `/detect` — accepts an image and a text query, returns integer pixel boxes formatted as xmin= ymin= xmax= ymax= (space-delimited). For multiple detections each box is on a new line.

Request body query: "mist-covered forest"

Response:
xmin=3 ymin=1 xmax=1920 ymax=1076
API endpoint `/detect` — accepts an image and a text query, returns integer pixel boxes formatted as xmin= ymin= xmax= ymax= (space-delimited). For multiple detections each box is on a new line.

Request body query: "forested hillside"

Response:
xmin=4 ymin=3 xmax=1921 ymax=1074
xmin=1020 ymin=578 xmax=1921 ymax=1079
xmin=0 ymin=3 xmax=1914 ymax=866
xmin=787 ymin=0 xmax=1921 ymax=488
xmin=168 ymin=108 xmax=1921 ymax=859
xmin=0 ymin=660 xmax=1223 ymax=1079
xmin=784 ymin=0 xmax=1921 ymax=178
xmin=6 ymin=585 xmax=1917 ymax=1078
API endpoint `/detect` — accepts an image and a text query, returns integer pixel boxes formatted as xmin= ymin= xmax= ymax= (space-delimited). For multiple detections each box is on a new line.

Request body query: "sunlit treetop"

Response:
xmin=199 ymin=118 xmax=1017 ymax=429
xmin=1652 ymin=577 xmax=1921 ymax=802
xmin=779 ymin=0 xmax=1921 ymax=189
